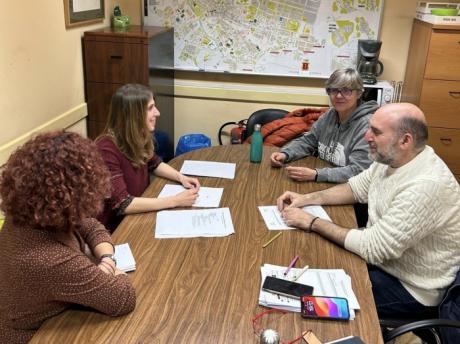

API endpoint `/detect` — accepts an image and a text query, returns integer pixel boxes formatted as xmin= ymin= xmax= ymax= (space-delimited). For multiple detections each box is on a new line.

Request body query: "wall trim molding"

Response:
xmin=0 ymin=103 xmax=87 ymax=165
xmin=174 ymin=80 xmax=329 ymax=106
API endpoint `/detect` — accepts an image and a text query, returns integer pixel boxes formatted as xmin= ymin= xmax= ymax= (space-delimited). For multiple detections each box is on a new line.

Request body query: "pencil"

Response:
xmin=262 ymin=232 xmax=282 ymax=248
xmin=291 ymin=265 xmax=309 ymax=281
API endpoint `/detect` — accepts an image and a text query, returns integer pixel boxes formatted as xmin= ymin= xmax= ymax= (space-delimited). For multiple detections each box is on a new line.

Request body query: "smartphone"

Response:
xmin=262 ymin=276 xmax=314 ymax=299
xmin=300 ymin=295 xmax=350 ymax=320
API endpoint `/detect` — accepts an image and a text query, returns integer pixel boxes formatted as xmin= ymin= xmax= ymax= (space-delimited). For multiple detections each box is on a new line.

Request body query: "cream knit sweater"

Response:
xmin=345 ymin=146 xmax=460 ymax=306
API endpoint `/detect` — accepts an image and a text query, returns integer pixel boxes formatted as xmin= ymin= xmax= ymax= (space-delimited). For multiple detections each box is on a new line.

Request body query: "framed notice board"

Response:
xmin=64 ymin=0 xmax=105 ymax=28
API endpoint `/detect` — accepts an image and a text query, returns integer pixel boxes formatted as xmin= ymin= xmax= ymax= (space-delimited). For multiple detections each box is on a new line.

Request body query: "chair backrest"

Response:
xmin=381 ymin=269 xmax=460 ymax=343
xmin=243 ymin=108 xmax=289 ymax=140
xmin=439 ymin=268 xmax=460 ymax=343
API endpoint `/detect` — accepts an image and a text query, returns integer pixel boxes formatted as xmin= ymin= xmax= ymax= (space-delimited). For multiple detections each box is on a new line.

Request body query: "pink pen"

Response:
xmin=283 ymin=255 xmax=300 ymax=276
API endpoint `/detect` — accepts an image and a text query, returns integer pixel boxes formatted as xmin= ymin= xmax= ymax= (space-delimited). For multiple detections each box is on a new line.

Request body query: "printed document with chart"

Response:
xmin=155 ymin=208 xmax=235 ymax=238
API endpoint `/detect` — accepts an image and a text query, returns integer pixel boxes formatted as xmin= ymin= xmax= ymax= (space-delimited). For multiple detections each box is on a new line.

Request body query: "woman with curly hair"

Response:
xmin=0 ymin=131 xmax=136 ymax=343
xmin=96 ymin=83 xmax=200 ymax=232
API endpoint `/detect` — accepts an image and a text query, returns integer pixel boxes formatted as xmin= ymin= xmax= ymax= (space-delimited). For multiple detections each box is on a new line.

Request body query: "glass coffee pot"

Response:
xmin=357 ymin=39 xmax=384 ymax=84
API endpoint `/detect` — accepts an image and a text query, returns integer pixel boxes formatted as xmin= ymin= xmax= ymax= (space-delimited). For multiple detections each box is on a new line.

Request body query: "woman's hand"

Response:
xmin=98 ymin=257 xmax=127 ymax=276
xmin=270 ymin=152 xmax=287 ymax=167
xmin=171 ymin=188 xmax=199 ymax=207
xmin=285 ymin=166 xmax=317 ymax=182
xmin=179 ymin=174 xmax=200 ymax=190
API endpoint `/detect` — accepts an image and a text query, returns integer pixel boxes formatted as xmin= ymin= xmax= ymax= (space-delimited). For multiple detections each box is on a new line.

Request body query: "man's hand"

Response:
xmin=281 ymin=207 xmax=314 ymax=231
xmin=270 ymin=152 xmax=287 ymax=167
xmin=277 ymin=191 xmax=307 ymax=210
xmin=285 ymin=166 xmax=317 ymax=182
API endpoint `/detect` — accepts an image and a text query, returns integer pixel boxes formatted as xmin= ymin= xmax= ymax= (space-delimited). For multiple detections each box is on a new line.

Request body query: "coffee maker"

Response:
xmin=357 ymin=39 xmax=384 ymax=84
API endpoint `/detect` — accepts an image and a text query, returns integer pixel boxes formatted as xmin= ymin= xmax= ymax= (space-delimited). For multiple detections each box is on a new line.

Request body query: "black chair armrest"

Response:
xmin=383 ymin=319 xmax=460 ymax=342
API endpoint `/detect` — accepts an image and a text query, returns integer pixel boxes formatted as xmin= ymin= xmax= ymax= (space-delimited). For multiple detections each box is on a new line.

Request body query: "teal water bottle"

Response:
xmin=250 ymin=124 xmax=263 ymax=163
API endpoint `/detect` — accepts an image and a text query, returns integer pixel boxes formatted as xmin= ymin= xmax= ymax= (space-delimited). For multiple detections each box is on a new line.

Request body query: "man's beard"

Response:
xmin=368 ymin=141 xmax=399 ymax=166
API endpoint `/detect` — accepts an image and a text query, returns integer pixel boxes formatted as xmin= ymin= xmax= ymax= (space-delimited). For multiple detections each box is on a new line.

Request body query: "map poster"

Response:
xmin=143 ymin=0 xmax=383 ymax=78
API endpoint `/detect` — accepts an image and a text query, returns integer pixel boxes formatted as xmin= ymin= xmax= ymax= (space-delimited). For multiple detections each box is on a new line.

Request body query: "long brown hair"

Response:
xmin=100 ymin=84 xmax=154 ymax=167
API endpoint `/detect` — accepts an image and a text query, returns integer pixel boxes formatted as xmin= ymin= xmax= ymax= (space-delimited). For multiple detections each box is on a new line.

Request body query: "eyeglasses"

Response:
xmin=325 ymin=88 xmax=357 ymax=98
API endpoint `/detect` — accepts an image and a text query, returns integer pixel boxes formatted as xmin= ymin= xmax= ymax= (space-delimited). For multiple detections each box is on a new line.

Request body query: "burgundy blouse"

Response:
xmin=96 ymin=136 xmax=162 ymax=232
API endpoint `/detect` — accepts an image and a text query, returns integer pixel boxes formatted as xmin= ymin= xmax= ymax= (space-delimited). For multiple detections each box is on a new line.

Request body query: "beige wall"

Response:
xmin=0 ymin=0 xmax=138 ymax=163
xmin=2 ymin=0 xmax=458 ymax=158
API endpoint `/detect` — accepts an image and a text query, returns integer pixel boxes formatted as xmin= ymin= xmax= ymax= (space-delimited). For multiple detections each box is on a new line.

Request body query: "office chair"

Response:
xmin=380 ymin=268 xmax=460 ymax=344
xmin=242 ymin=108 xmax=289 ymax=141
xmin=382 ymin=319 xmax=460 ymax=343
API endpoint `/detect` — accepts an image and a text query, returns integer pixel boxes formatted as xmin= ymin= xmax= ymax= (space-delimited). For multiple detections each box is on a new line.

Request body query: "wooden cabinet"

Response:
xmin=83 ymin=26 xmax=175 ymax=160
xmin=403 ymin=20 xmax=460 ymax=181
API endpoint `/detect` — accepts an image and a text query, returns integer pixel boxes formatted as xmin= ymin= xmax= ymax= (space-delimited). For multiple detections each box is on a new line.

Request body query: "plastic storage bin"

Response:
xmin=175 ymin=134 xmax=211 ymax=156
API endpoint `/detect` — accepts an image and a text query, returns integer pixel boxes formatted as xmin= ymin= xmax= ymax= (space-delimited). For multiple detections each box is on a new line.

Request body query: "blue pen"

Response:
xmin=283 ymin=255 xmax=300 ymax=276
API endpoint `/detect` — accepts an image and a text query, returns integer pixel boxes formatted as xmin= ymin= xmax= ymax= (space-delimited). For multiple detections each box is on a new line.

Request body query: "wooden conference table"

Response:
xmin=32 ymin=145 xmax=383 ymax=343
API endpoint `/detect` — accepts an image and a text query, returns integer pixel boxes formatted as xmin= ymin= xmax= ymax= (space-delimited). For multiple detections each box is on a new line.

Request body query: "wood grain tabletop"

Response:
xmin=31 ymin=144 xmax=383 ymax=344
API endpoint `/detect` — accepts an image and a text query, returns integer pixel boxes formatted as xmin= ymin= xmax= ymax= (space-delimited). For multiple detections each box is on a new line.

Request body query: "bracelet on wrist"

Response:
xmin=309 ymin=216 xmax=320 ymax=232
xmin=100 ymin=254 xmax=117 ymax=267
xmin=314 ymin=169 xmax=318 ymax=182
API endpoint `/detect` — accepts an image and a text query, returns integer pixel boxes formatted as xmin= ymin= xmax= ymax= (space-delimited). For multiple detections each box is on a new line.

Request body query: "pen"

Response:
xmin=291 ymin=265 xmax=309 ymax=281
xmin=262 ymin=232 xmax=282 ymax=248
xmin=284 ymin=255 xmax=300 ymax=276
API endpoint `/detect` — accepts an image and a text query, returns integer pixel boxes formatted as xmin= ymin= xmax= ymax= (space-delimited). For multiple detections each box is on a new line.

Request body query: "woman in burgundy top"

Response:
xmin=96 ymin=84 xmax=200 ymax=232
xmin=0 ymin=131 xmax=136 ymax=344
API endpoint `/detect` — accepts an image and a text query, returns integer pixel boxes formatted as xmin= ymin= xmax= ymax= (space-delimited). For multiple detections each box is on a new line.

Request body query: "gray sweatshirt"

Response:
xmin=281 ymin=100 xmax=379 ymax=183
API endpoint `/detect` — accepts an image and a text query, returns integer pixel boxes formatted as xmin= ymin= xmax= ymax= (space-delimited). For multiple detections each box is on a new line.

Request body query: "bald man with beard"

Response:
xmin=277 ymin=103 xmax=460 ymax=319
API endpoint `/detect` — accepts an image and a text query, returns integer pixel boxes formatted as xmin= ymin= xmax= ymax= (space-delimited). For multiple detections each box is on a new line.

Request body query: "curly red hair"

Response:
xmin=0 ymin=131 xmax=110 ymax=232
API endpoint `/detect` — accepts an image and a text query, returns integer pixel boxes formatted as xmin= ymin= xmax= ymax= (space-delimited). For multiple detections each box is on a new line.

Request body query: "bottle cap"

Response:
xmin=260 ymin=329 xmax=280 ymax=344
xmin=255 ymin=124 xmax=261 ymax=131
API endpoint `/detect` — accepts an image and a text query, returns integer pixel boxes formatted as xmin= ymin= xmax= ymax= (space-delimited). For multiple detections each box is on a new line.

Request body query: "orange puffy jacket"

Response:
xmin=245 ymin=107 xmax=328 ymax=147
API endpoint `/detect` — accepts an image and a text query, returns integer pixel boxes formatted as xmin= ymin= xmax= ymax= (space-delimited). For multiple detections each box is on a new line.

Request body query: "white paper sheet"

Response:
xmin=158 ymin=184 xmax=223 ymax=208
xmin=155 ymin=208 xmax=235 ymax=238
xmin=114 ymin=243 xmax=136 ymax=272
xmin=180 ymin=160 xmax=236 ymax=179
xmin=258 ymin=205 xmax=332 ymax=230
xmin=258 ymin=264 xmax=359 ymax=318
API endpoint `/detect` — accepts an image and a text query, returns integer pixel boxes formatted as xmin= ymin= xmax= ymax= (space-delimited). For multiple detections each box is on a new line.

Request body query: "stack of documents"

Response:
xmin=258 ymin=205 xmax=331 ymax=230
xmin=155 ymin=207 xmax=235 ymax=238
xmin=114 ymin=243 xmax=136 ymax=272
xmin=258 ymin=264 xmax=359 ymax=319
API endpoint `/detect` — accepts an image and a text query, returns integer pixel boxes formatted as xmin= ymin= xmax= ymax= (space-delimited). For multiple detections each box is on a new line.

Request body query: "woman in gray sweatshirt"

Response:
xmin=270 ymin=68 xmax=379 ymax=183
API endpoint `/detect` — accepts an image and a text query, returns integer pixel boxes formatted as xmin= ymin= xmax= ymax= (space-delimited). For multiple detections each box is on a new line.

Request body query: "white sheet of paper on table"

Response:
xmin=258 ymin=205 xmax=332 ymax=230
xmin=180 ymin=160 xmax=236 ymax=179
xmin=155 ymin=207 xmax=235 ymax=238
xmin=158 ymin=184 xmax=224 ymax=208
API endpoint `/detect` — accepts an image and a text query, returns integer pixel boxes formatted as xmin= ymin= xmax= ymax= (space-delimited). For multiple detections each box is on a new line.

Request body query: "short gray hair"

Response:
xmin=325 ymin=68 xmax=364 ymax=93
xmin=395 ymin=116 xmax=428 ymax=151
